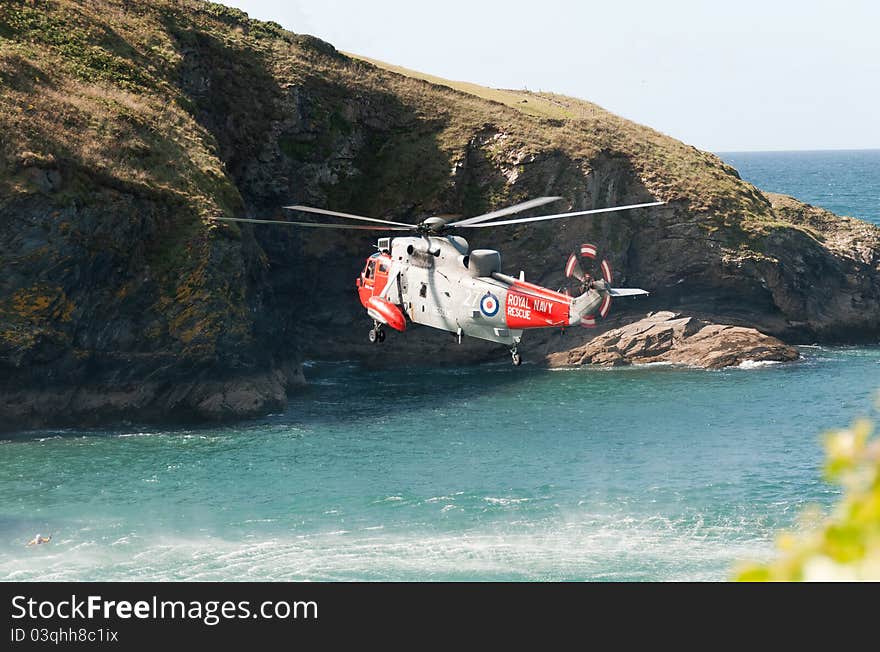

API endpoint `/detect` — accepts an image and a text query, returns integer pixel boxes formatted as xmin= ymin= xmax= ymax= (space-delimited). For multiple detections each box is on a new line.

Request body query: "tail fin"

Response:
xmin=568 ymin=290 xmax=602 ymax=325
xmin=568 ymin=287 xmax=649 ymax=325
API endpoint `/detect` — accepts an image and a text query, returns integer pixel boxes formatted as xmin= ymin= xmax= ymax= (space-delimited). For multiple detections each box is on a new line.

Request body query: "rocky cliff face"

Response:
xmin=1 ymin=1 xmax=878 ymax=430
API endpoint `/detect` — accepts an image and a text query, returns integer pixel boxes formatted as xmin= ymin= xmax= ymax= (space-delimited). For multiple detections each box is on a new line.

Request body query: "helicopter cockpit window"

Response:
xmin=379 ymin=262 xmax=389 ymax=274
xmin=365 ymin=260 xmax=376 ymax=279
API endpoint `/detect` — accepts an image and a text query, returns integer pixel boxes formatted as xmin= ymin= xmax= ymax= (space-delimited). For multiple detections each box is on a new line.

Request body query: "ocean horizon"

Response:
xmin=718 ymin=149 xmax=880 ymax=225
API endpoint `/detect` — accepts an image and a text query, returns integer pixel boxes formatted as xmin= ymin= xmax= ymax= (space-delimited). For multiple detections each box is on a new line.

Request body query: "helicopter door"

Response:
xmin=357 ymin=258 xmax=378 ymax=306
xmin=373 ymin=260 xmax=391 ymax=298
xmin=363 ymin=259 xmax=377 ymax=288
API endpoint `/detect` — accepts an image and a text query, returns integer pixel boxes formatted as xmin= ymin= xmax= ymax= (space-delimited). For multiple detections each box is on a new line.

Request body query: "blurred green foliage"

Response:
xmin=735 ymin=395 xmax=880 ymax=581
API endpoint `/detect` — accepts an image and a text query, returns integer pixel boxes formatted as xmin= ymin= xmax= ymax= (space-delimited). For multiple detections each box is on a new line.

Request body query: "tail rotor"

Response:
xmin=563 ymin=243 xmax=621 ymax=327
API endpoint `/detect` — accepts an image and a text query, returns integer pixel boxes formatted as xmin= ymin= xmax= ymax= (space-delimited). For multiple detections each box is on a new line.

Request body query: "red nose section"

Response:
xmin=366 ymin=297 xmax=407 ymax=332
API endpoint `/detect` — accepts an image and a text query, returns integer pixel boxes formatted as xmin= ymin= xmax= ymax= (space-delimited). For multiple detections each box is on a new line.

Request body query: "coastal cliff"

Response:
xmin=1 ymin=1 xmax=879 ymax=429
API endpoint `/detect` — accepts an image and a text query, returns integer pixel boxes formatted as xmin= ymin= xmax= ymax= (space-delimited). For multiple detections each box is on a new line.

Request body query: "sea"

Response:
xmin=1 ymin=150 xmax=878 ymax=581
xmin=722 ymin=149 xmax=880 ymax=224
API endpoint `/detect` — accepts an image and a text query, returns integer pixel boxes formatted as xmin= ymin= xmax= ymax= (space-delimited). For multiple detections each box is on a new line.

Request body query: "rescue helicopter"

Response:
xmin=216 ymin=197 xmax=663 ymax=365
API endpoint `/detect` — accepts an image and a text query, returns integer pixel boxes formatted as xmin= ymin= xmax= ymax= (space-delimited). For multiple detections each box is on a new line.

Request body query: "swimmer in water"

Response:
xmin=26 ymin=533 xmax=51 ymax=546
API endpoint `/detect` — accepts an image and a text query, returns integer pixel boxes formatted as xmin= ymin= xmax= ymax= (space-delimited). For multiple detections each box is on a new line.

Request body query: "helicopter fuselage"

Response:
xmin=356 ymin=235 xmax=604 ymax=348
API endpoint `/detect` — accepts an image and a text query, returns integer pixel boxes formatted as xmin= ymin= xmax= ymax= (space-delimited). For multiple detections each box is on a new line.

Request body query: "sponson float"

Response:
xmin=216 ymin=197 xmax=663 ymax=365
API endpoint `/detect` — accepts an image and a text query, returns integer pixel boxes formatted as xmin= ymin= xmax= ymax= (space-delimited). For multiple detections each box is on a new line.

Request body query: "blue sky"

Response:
xmin=227 ymin=0 xmax=880 ymax=152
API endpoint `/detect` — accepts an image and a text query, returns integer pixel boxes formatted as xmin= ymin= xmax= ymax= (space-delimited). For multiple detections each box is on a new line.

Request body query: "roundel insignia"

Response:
xmin=480 ymin=292 xmax=499 ymax=317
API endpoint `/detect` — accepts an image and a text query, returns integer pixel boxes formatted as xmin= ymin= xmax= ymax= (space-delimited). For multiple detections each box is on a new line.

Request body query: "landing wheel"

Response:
xmin=511 ymin=350 xmax=522 ymax=366
xmin=376 ymin=329 xmax=386 ymax=343
xmin=368 ymin=328 xmax=379 ymax=344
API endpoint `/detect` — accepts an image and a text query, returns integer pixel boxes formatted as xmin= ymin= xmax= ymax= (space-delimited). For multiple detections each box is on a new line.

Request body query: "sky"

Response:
xmin=227 ymin=0 xmax=880 ymax=152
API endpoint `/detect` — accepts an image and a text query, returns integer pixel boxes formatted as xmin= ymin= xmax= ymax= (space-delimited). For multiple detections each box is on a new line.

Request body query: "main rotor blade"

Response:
xmin=459 ymin=201 xmax=665 ymax=228
xmin=284 ymin=205 xmax=414 ymax=228
xmin=447 ymin=196 xmax=563 ymax=227
xmin=213 ymin=217 xmax=411 ymax=231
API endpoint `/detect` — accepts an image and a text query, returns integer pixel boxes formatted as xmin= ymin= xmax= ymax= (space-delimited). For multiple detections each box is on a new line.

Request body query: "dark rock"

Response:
xmin=0 ymin=361 xmax=305 ymax=433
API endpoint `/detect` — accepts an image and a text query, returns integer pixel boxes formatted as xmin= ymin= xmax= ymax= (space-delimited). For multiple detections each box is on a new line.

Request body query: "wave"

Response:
xmin=0 ymin=514 xmax=776 ymax=582
xmin=736 ymin=360 xmax=782 ymax=369
xmin=484 ymin=497 xmax=531 ymax=505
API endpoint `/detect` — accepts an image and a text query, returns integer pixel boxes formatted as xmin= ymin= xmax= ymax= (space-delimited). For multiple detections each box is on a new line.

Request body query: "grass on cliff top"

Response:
xmin=345 ymin=51 xmax=778 ymax=224
xmin=346 ymin=54 xmax=582 ymax=121
xmin=348 ymin=53 xmax=642 ymax=127
xmin=0 ymin=0 xmax=238 ymax=214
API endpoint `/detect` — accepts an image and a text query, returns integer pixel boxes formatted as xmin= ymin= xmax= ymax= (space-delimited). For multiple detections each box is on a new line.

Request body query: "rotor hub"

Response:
xmin=418 ymin=216 xmax=448 ymax=234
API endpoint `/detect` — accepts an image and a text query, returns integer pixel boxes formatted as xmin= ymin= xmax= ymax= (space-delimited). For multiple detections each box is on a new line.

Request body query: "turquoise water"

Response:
xmin=2 ymin=151 xmax=879 ymax=581
xmin=2 ymin=351 xmax=878 ymax=581
xmin=719 ymin=149 xmax=880 ymax=225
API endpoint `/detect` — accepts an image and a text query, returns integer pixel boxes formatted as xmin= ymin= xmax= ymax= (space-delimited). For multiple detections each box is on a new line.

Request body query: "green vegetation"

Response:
xmin=345 ymin=54 xmax=579 ymax=120
xmin=0 ymin=2 xmax=178 ymax=92
xmin=0 ymin=0 xmax=254 ymax=359
xmin=735 ymin=406 xmax=880 ymax=581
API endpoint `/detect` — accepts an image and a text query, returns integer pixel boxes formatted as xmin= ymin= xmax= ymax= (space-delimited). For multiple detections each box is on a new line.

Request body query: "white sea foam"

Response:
xmin=425 ymin=492 xmax=465 ymax=503
xmin=0 ymin=514 xmax=776 ymax=582
xmin=484 ymin=497 xmax=530 ymax=505
xmin=736 ymin=360 xmax=782 ymax=369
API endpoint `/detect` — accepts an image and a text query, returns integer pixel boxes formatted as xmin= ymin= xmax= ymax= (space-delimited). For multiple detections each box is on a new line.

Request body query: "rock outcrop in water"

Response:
xmin=0 ymin=1 xmax=878 ymax=430
xmin=0 ymin=360 xmax=305 ymax=429
xmin=546 ymin=311 xmax=799 ymax=369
